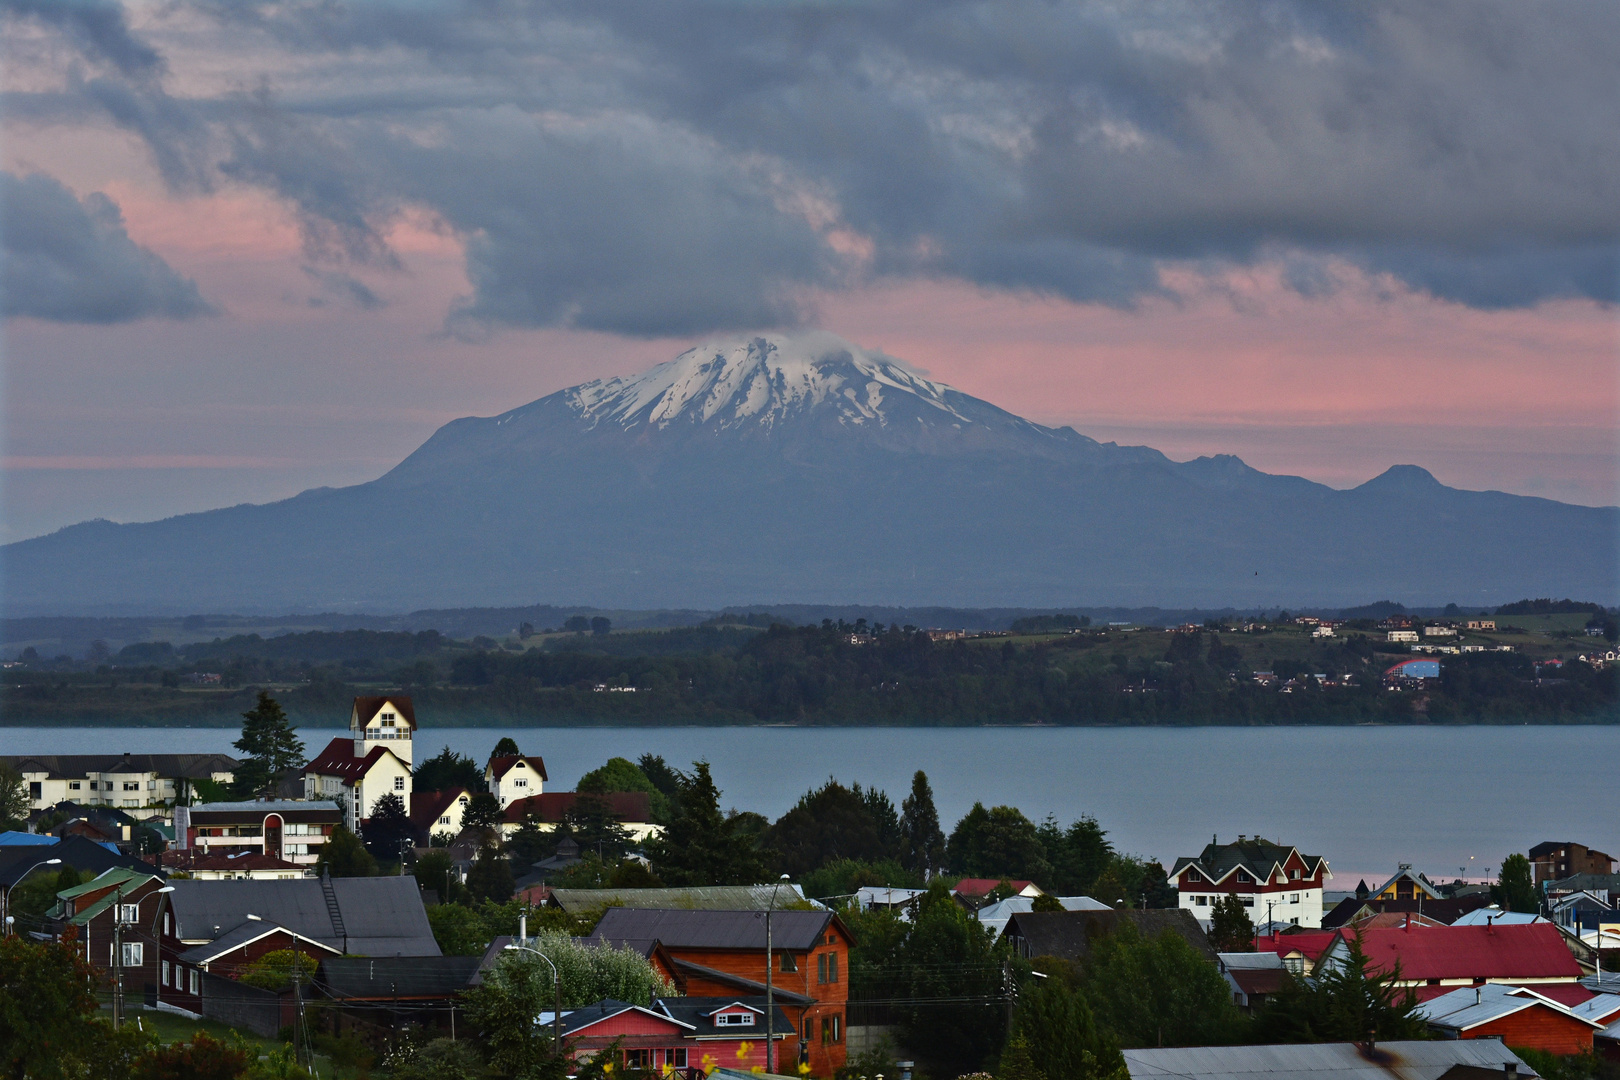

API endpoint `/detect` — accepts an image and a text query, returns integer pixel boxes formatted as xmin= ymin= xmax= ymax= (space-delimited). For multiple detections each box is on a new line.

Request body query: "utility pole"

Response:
xmin=113 ymin=885 xmax=124 ymax=1029
xmin=765 ymin=874 xmax=788 ymax=1075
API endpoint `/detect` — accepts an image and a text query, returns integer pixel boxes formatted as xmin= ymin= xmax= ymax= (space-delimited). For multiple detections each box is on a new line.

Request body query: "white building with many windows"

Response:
xmin=1 ymin=753 xmax=238 ymax=812
xmin=1171 ymin=835 xmax=1330 ymax=929
xmin=302 ymin=696 xmax=416 ymax=832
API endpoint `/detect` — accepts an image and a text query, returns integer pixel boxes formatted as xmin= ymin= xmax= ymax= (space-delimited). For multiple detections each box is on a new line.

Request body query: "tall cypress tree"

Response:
xmin=649 ymin=762 xmax=766 ymax=885
xmin=900 ymin=770 xmax=946 ymax=876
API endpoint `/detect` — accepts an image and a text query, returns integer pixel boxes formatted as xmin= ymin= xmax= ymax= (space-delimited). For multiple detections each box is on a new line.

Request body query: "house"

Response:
xmin=1417 ymin=983 xmax=1605 ymax=1054
xmin=1543 ymin=873 xmax=1620 ymax=904
xmin=1529 ymin=842 xmax=1616 ymax=885
xmin=1313 ymin=923 xmax=1582 ymax=999
xmin=1424 ymin=625 xmax=1459 ymax=637
xmin=585 ymin=907 xmax=855 ymax=1076
xmin=409 ymin=788 xmax=470 ymax=842
xmin=303 ymin=696 xmax=418 ymax=831
xmin=1466 ymin=620 xmax=1497 ymax=631
xmin=974 ymin=895 xmax=1110 ymax=938
xmin=151 ymin=849 xmax=309 ymax=880
xmin=1003 ymin=909 xmax=1217 ymax=964
xmin=854 ymin=886 xmax=928 ymax=918
xmin=1121 ymin=1040 xmax=1537 ymax=1080
xmin=156 ymin=875 xmax=441 ymax=1018
xmin=1371 ymin=865 xmax=1445 ymax=902
xmin=1 ymin=753 xmax=238 ymax=812
xmin=1170 ymin=836 xmax=1330 ymax=928
xmin=549 ymin=996 xmax=797 ymax=1075
xmin=1252 ymin=930 xmax=1338 ymax=976
xmin=486 ymin=752 xmax=549 ymax=810
xmin=500 ymin=791 xmax=660 ymax=844
xmin=1387 ymin=630 xmax=1420 ymax=643
xmin=1 ymin=835 xmax=162 ymax=936
xmin=177 ymin=800 xmax=341 ymax=866
xmin=1323 ymin=893 xmax=1493 ymax=928
xmin=952 ymin=878 xmax=1044 ymax=905
xmin=315 ymin=955 xmax=484 ymax=1036
xmin=48 ymin=867 xmax=169 ymax=992
xmin=1219 ymin=951 xmax=1288 ymax=1013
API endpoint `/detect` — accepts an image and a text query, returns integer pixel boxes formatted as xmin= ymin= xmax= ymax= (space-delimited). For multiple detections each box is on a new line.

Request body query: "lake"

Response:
xmin=5 ymin=724 xmax=1615 ymax=886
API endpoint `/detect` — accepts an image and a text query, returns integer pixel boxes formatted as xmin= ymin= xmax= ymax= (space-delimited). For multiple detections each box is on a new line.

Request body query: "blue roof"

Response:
xmin=0 ymin=832 xmax=59 ymax=846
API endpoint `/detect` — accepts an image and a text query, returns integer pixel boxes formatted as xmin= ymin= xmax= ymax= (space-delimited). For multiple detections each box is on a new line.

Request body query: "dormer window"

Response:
xmin=1291 ymin=869 xmax=1300 ymax=880
xmin=1236 ymin=871 xmax=1250 ymax=883
xmin=1187 ymin=870 xmax=1201 ymax=882
xmin=714 ymin=1012 xmax=755 ymax=1027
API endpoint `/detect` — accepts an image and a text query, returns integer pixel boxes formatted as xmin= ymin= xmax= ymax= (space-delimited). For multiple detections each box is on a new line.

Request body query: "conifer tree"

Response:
xmin=648 ymin=762 xmax=766 ymax=885
xmin=900 ymin=770 xmax=946 ymax=875
xmin=231 ymin=692 xmax=305 ymax=799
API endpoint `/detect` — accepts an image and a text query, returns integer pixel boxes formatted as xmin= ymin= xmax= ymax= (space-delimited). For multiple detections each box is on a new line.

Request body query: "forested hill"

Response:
xmin=4 ymin=620 xmax=1614 ymax=726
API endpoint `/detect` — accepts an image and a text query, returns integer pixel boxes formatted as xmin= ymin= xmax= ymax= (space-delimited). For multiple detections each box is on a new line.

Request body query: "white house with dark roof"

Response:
xmin=303 ymin=696 xmax=416 ymax=831
xmin=1171 ymin=835 xmax=1330 ymax=929
xmin=485 ymin=753 xmax=548 ymax=810
xmin=1 ymin=753 xmax=238 ymax=811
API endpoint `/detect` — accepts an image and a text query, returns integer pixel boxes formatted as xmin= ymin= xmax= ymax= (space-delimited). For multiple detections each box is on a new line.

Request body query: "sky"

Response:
xmin=2 ymin=0 xmax=1616 ymax=545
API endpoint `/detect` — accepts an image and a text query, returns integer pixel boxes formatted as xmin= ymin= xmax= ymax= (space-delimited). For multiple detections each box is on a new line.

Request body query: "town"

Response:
xmin=2 ymin=694 xmax=1617 ymax=1080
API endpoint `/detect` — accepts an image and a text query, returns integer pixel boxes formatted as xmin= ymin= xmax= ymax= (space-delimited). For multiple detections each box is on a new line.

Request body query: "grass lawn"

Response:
xmin=125 ymin=1007 xmax=287 ymax=1053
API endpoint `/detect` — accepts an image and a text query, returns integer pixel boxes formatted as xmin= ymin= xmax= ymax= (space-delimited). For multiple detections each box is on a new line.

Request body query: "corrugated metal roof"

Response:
xmin=190 ymin=800 xmax=341 ymax=815
xmin=1416 ymin=983 xmax=1599 ymax=1032
xmin=1221 ymin=951 xmax=1285 ymax=970
xmin=551 ymin=885 xmax=815 ymax=913
xmin=588 ymin=907 xmax=836 ymax=952
xmin=1319 ymin=924 xmax=1581 ymax=982
xmin=1123 ymin=1039 xmax=1536 ymax=1080
xmin=167 ymin=876 xmax=440 ymax=956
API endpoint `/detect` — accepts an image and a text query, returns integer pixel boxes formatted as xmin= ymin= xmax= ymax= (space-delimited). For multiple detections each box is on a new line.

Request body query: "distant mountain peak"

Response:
xmin=1358 ymin=464 xmax=1443 ymax=493
xmin=562 ymin=332 xmax=977 ymax=433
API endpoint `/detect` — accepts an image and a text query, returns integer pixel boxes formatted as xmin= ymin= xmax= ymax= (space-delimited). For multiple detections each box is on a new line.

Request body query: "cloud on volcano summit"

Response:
xmin=4 ymin=0 xmax=1617 ymax=334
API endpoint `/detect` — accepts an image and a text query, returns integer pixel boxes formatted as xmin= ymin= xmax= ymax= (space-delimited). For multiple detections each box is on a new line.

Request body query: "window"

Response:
xmin=440 ymin=815 xmax=452 ymax=825
xmin=1187 ymin=869 xmax=1201 ymax=882
xmin=1291 ymin=869 xmax=1300 ymax=880
xmin=828 ymin=954 xmax=838 ymax=983
xmin=825 ymin=933 xmax=835 ymax=945
xmin=394 ymin=776 xmax=405 ymax=791
xmin=624 ymin=1049 xmax=654 ymax=1069
xmin=1194 ymin=895 xmax=1209 ymax=906
xmin=715 ymin=1012 xmax=755 ymax=1027
xmin=665 ymin=1049 xmax=687 ymax=1068
xmin=189 ymin=968 xmax=200 ymax=995
xmin=514 ymin=779 xmax=528 ymax=789
xmin=123 ymin=781 xmax=139 ymax=791
xmin=119 ymin=904 xmax=139 ymax=924
xmin=382 ymin=711 xmax=395 ymax=721
xmin=780 ymin=952 xmax=797 ymax=972
xmin=1289 ymin=893 xmax=1301 ymax=903
xmin=162 ymin=961 xmax=170 ymax=984
xmin=103 ymin=781 xmax=114 ymax=791
xmin=120 ymin=942 xmax=143 ymax=967
xmin=821 ymin=1016 xmax=841 ymax=1044
xmin=164 ymin=913 xmax=171 ymax=935
xmin=148 ymin=780 xmax=157 ymax=790
xmin=818 ymin=954 xmax=827 ymax=983
xmin=1239 ymin=896 xmax=1254 ymax=907
xmin=803 ymin=1020 xmax=813 ymax=1042
xmin=1236 ymin=871 xmax=1250 ymax=883
xmin=69 ymin=781 xmax=82 ymax=791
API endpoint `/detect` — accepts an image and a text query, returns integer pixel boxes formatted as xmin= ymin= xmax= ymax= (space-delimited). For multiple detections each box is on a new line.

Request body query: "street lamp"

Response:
xmin=504 ymin=943 xmax=562 ymax=1055
xmin=2 ymin=857 xmax=61 ymax=937
xmin=765 ymin=873 xmax=789 ymax=1074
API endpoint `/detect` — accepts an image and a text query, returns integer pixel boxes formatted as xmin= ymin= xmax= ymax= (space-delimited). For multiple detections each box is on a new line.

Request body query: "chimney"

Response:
xmin=1404 ymin=913 xmax=1411 ymax=932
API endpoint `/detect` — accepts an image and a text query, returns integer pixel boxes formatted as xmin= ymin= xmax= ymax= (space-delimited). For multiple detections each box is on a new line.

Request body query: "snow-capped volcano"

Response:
xmin=464 ymin=331 xmax=1088 ymax=460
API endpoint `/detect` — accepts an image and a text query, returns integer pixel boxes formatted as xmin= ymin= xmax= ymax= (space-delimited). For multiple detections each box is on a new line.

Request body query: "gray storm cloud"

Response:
xmin=0 ymin=171 xmax=213 ymax=323
xmin=4 ymin=0 xmax=1616 ymax=333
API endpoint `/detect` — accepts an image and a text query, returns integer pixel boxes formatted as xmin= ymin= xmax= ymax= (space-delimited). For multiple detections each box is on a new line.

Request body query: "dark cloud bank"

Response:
xmin=3 ymin=0 xmax=1616 ymax=332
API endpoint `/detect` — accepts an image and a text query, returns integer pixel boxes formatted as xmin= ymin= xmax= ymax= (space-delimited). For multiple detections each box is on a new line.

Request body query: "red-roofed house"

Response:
xmin=302 ymin=696 xmax=417 ymax=831
xmin=1254 ymin=930 xmax=1338 ymax=975
xmin=410 ymin=788 xmax=471 ymax=842
xmin=501 ymin=792 xmax=660 ymax=843
xmin=1315 ymin=923 xmax=1582 ymax=996
xmin=1417 ymin=983 xmax=1606 ymax=1054
xmin=486 ymin=754 xmax=548 ymax=810
xmin=952 ymin=879 xmax=1044 ymax=902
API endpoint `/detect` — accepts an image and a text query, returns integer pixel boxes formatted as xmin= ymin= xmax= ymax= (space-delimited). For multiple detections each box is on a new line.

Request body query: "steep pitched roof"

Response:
xmin=409 ymin=789 xmax=468 ymax=828
xmin=1170 ymin=837 xmax=1327 ymax=886
xmin=166 ymin=876 xmax=440 ymax=956
xmin=487 ymin=755 xmax=549 ymax=782
xmin=953 ymin=878 xmax=1037 ymax=897
xmin=177 ymin=921 xmax=341 ymax=965
xmin=588 ymin=907 xmax=843 ymax=953
xmin=1322 ymin=923 xmax=1581 ymax=982
xmin=1417 ymin=983 xmax=1604 ymax=1033
xmin=1004 ymin=909 xmax=1216 ymax=963
xmin=303 ymin=739 xmax=402 ymax=784
xmin=351 ymin=695 xmax=416 ymax=730
xmin=502 ymin=791 xmax=649 ymax=824
xmin=1369 ymin=866 xmax=1444 ymax=900
xmin=1322 ymin=895 xmax=1491 ymax=928
xmin=654 ymin=996 xmax=797 ymax=1037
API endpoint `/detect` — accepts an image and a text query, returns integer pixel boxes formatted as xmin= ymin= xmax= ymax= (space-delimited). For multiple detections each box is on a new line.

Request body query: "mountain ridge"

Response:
xmin=4 ymin=332 xmax=1615 ymax=614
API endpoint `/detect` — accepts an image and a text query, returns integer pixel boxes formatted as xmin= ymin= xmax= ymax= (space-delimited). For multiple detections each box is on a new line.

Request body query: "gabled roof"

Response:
xmin=503 ymin=791 xmax=649 ymax=824
xmin=548 ymin=884 xmax=813 ymax=913
xmin=486 ymin=755 xmax=549 ymax=782
xmin=54 ymin=866 xmax=164 ymax=924
xmin=654 ymin=996 xmax=797 ymax=1038
xmin=178 ymin=921 xmax=342 ymax=965
xmin=953 ymin=878 xmax=1037 ymax=897
xmin=1170 ymin=838 xmax=1327 ymax=887
xmin=166 ymin=876 xmax=440 ymax=956
xmin=1003 ymin=909 xmax=1216 ymax=963
xmin=1 ymin=753 xmax=239 ymax=779
xmin=588 ymin=907 xmax=844 ymax=953
xmin=1416 ymin=983 xmax=1604 ymax=1033
xmin=1323 ymin=895 xmax=1491 ymax=928
xmin=1370 ymin=866 xmax=1444 ymax=901
xmin=157 ymin=850 xmax=306 ymax=874
xmin=1254 ymin=931 xmax=1338 ymax=963
xmin=303 ymin=739 xmax=403 ymax=784
xmin=0 ymin=835 xmax=155 ymax=887
xmin=409 ymin=789 xmax=468 ymax=828
xmin=352 ymin=695 xmax=416 ymax=731
xmin=553 ymin=999 xmax=693 ymax=1039
xmin=1121 ymin=1039 xmax=1538 ymax=1080
xmin=1320 ymin=923 xmax=1581 ymax=982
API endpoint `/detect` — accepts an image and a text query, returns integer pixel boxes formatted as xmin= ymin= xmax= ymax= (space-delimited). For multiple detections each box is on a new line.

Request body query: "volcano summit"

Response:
xmin=5 ymin=333 xmax=1615 ymax=614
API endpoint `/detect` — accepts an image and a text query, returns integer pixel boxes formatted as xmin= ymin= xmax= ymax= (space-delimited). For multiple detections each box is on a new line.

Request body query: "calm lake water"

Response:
xmin=6 ymin=724 xmax=1615 ymax=885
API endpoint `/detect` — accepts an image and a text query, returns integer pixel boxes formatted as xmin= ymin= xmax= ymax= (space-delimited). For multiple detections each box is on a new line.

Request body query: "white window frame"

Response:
xmin=189 ymin=968 xmax=200 ymax=995
xmin=394 ymin=776 xmax=406 ymax=791
xmin=119 ymin=904 xmax=139 ymax=924
xmin=120 ymin=942 xmax=143 ymax=967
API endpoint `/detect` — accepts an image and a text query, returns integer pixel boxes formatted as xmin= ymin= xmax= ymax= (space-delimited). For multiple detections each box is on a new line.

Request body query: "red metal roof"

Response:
xmin=305 ymin=738 xmax=395 ymax=784
xmin=487 ymin=754 xmax=549 ymax=782
xmin=158 ymin=850 xmax=305 ymax=873
xmin=409 ymin=788 xmax=468 ymax=827
xmin=1330 ymin=923 xmax=1582 ymax=982
xmin=953 ymin=878 xmax=1035 ymax=897
xmin=1254 ymin=931 xmax=1337 ymax=961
